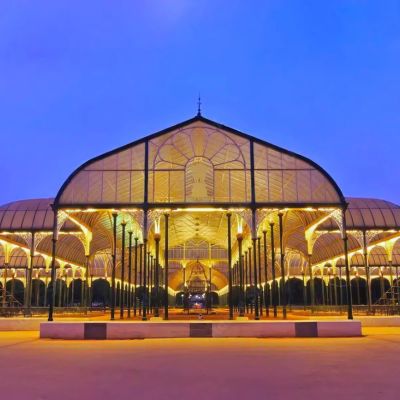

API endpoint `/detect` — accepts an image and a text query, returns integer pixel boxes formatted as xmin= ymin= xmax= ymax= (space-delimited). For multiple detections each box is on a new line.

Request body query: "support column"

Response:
xmin=183 ymin=264 xmax=188 ymax=313
xmin=333 ymin=271 xmax=338 ymax=306
xmin=343 ymin=232 xmax=354 ymax=319
xmin=252 ymin=236 xmax=260 ymax=320
xmin=209 ymin=265 xmax=212 ymax=311
xmin=308 ymin=254 xmax=315 ymax=308
xmin=120 ymin=221 xmax=126 ymax=319
xmin=48 ymin=210 xmax=58 ymax=322
xmin=355 ymin=270 xmax=361 ymax=305
xmin=269 ymin=221 xmax=277 ymax=318
xmin=139 ymin=243 xmax=143 ymax=316
xmin=227 ymin=213 xmax=233 ymax=320
xmin=24 ymin=233 xmax=35 ymax=315
xmin=70 ymin=275 xmax=75 ymax=306
xmin=328 ymin=270 xmax=333 ymax=305
xmin=339 ymin=266 xmax=343 ymax=307
xmin=142 ymin=240 xmax=148 ymax=320
xmin=127 ymin=231 xmax=133 ymax=318
xmin=58 ymin=268 xmax=64 ymax=307
xmin=149 ymin=253 xmax=153 ymax=313
xmin=237 ymin=233 xmax=245 ymax=317
xmin=2 ymin=262 xmax=8 ymax=308
xmin=111 ymin=212 xmax=118 ymax=320
xmin=257 ymin=236 xmax=263 ymax=316
xmin=10 ymin=273 xmax=15 ymax=306
xmin=302 ymin=269 xmax=307 ymax=309
xmin=248 ymin=247 xmax=253 ymax=313
xmin=154 ymin=232 xmax=160 ymax=318
xmin=133 ymin=237 xmax=139 ymax=317
xmin=44 ymin=274 xmax=49 ymax=307
xmin=362 ymin=231 xmax=372 ymax=312
xmin=244 ymin=251 xmax=248 ymax=313
xmin=278 ymin=212 xmax=287 ymax=319
xmin=379 ymin=268 xmax=385 ymax=298
xmin=164 ymin=213 xmax=169 ymax=319
xmin=85 ymin=256 xmax=90 ymax=312
xmin=262 ymin=230 xmax=269 ymax=317
xmin=321 ymin=268 xmax=325 ymax=306
xmin=35 ymin=273 xmax=40 ymax=307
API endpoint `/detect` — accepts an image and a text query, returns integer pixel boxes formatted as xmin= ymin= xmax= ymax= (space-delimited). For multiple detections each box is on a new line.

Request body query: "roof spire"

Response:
xmin=197 ymin=93 xmax=202 ymax=117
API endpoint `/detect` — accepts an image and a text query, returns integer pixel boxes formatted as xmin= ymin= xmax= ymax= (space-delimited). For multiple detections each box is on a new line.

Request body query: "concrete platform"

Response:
xmin=40 ymin=320 xmax=361 ymax=339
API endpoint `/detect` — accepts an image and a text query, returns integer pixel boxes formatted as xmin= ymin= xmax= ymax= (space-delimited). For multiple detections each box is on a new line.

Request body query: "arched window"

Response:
xmin=185 ymin=157 xmax=214 ymax=202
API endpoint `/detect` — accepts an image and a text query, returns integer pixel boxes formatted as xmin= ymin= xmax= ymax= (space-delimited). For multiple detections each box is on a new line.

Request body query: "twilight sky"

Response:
xmin=0 ymin=0 xmax=399 ymax=205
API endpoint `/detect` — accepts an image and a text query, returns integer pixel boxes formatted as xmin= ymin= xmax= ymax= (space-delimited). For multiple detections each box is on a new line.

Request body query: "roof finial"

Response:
xmin=197 ymin=93 xmax=202 ymax=116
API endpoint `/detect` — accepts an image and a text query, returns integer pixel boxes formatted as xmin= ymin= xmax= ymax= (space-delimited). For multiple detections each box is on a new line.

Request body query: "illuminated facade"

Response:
xmin=1 ymin=114 xmax=400 ymax=320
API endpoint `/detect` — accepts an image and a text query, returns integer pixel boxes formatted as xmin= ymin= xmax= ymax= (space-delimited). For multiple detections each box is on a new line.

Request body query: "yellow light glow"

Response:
xmin=174 ymin=207 xmax=226 ymax=213
xmin=154 ymin=217 xmax=161 ymax=235
xmin=236 ymin=216 xmax=243 ymax=234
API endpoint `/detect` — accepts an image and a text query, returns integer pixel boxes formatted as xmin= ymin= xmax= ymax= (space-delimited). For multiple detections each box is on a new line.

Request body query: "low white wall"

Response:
xmin=213 ymin=321 xmax=296 ymax=338
xmin=107 ymin=322 xmax=190 ymax=339
xmin=39 ymin=320 xmax=362 ymax=339
xmin=40 ymin=322 xmax=85 ymax=339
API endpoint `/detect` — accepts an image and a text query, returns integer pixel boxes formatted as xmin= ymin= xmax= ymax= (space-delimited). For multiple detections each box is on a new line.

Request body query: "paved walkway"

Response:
xmin=0 ymin=328 xmax=398 ymax=399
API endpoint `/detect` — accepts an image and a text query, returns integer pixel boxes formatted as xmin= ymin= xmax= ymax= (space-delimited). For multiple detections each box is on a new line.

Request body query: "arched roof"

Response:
xmin=0 ymin=198 xmax=76 ymax=232
xmin=320 ymin=197 xmax=400 ymax=230
xmin=54 ymin=115 xmax=345 ymax=208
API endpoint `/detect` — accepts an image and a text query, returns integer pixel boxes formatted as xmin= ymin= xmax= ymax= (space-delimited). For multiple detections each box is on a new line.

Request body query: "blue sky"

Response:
xmin=0 ymin=0 xmax=399 ymax=205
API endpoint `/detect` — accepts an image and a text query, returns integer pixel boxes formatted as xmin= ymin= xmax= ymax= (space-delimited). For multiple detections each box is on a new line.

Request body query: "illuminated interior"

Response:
xmin=1 ymin=115 xmax=399 ymax=316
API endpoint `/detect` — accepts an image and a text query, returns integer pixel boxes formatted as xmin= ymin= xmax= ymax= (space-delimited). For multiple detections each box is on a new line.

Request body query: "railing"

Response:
xmin=375 ymin=285 xmax=400 ymax=306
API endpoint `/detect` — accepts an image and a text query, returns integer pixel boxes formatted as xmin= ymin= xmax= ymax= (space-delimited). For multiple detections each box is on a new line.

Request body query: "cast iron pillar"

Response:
xmin=269 ymin=221 xmax=277 ymax=318
xmin=164 ymin=213 xmax=169 ymax=320
xmin=119 ymin=220 xmax=126 ymax=319
xmin=342 ymin=212 xmax=354 ymax=320
xmin=278 ymin=212 xmax=287 ymax=319
xmin=308 ymin=254 xmax=315 ymax=308
xmin=48 ymin=209 xmax=58 ymax=322
xmin=139 ymin=243 xmax=143 ymax=316
xmin=111 ymin=212 xmax=118 ymax=320
xmin=252 ymin=236 xmax=260 ymax=320
xmin=257 ymin=236 xmax=263 ymax=316
xmin=133 ymin=237 xmax=138 ymax=317
xmin=237 ymin=233 xmax=245 ymax=317
xmin=262 ymin=229 xmax=269 ymax=317
xmin=127 ymin=231 xmax=133 ymax=318
xmin=154 ymin=232 xmax=160 ymax=317
xmin=142 ymin=240 xmax=148 ymax=320
xmin=362 ymin=231 xmax=372 ymax=312
xmin=227 ymin=213 xmax=233 ymax=320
